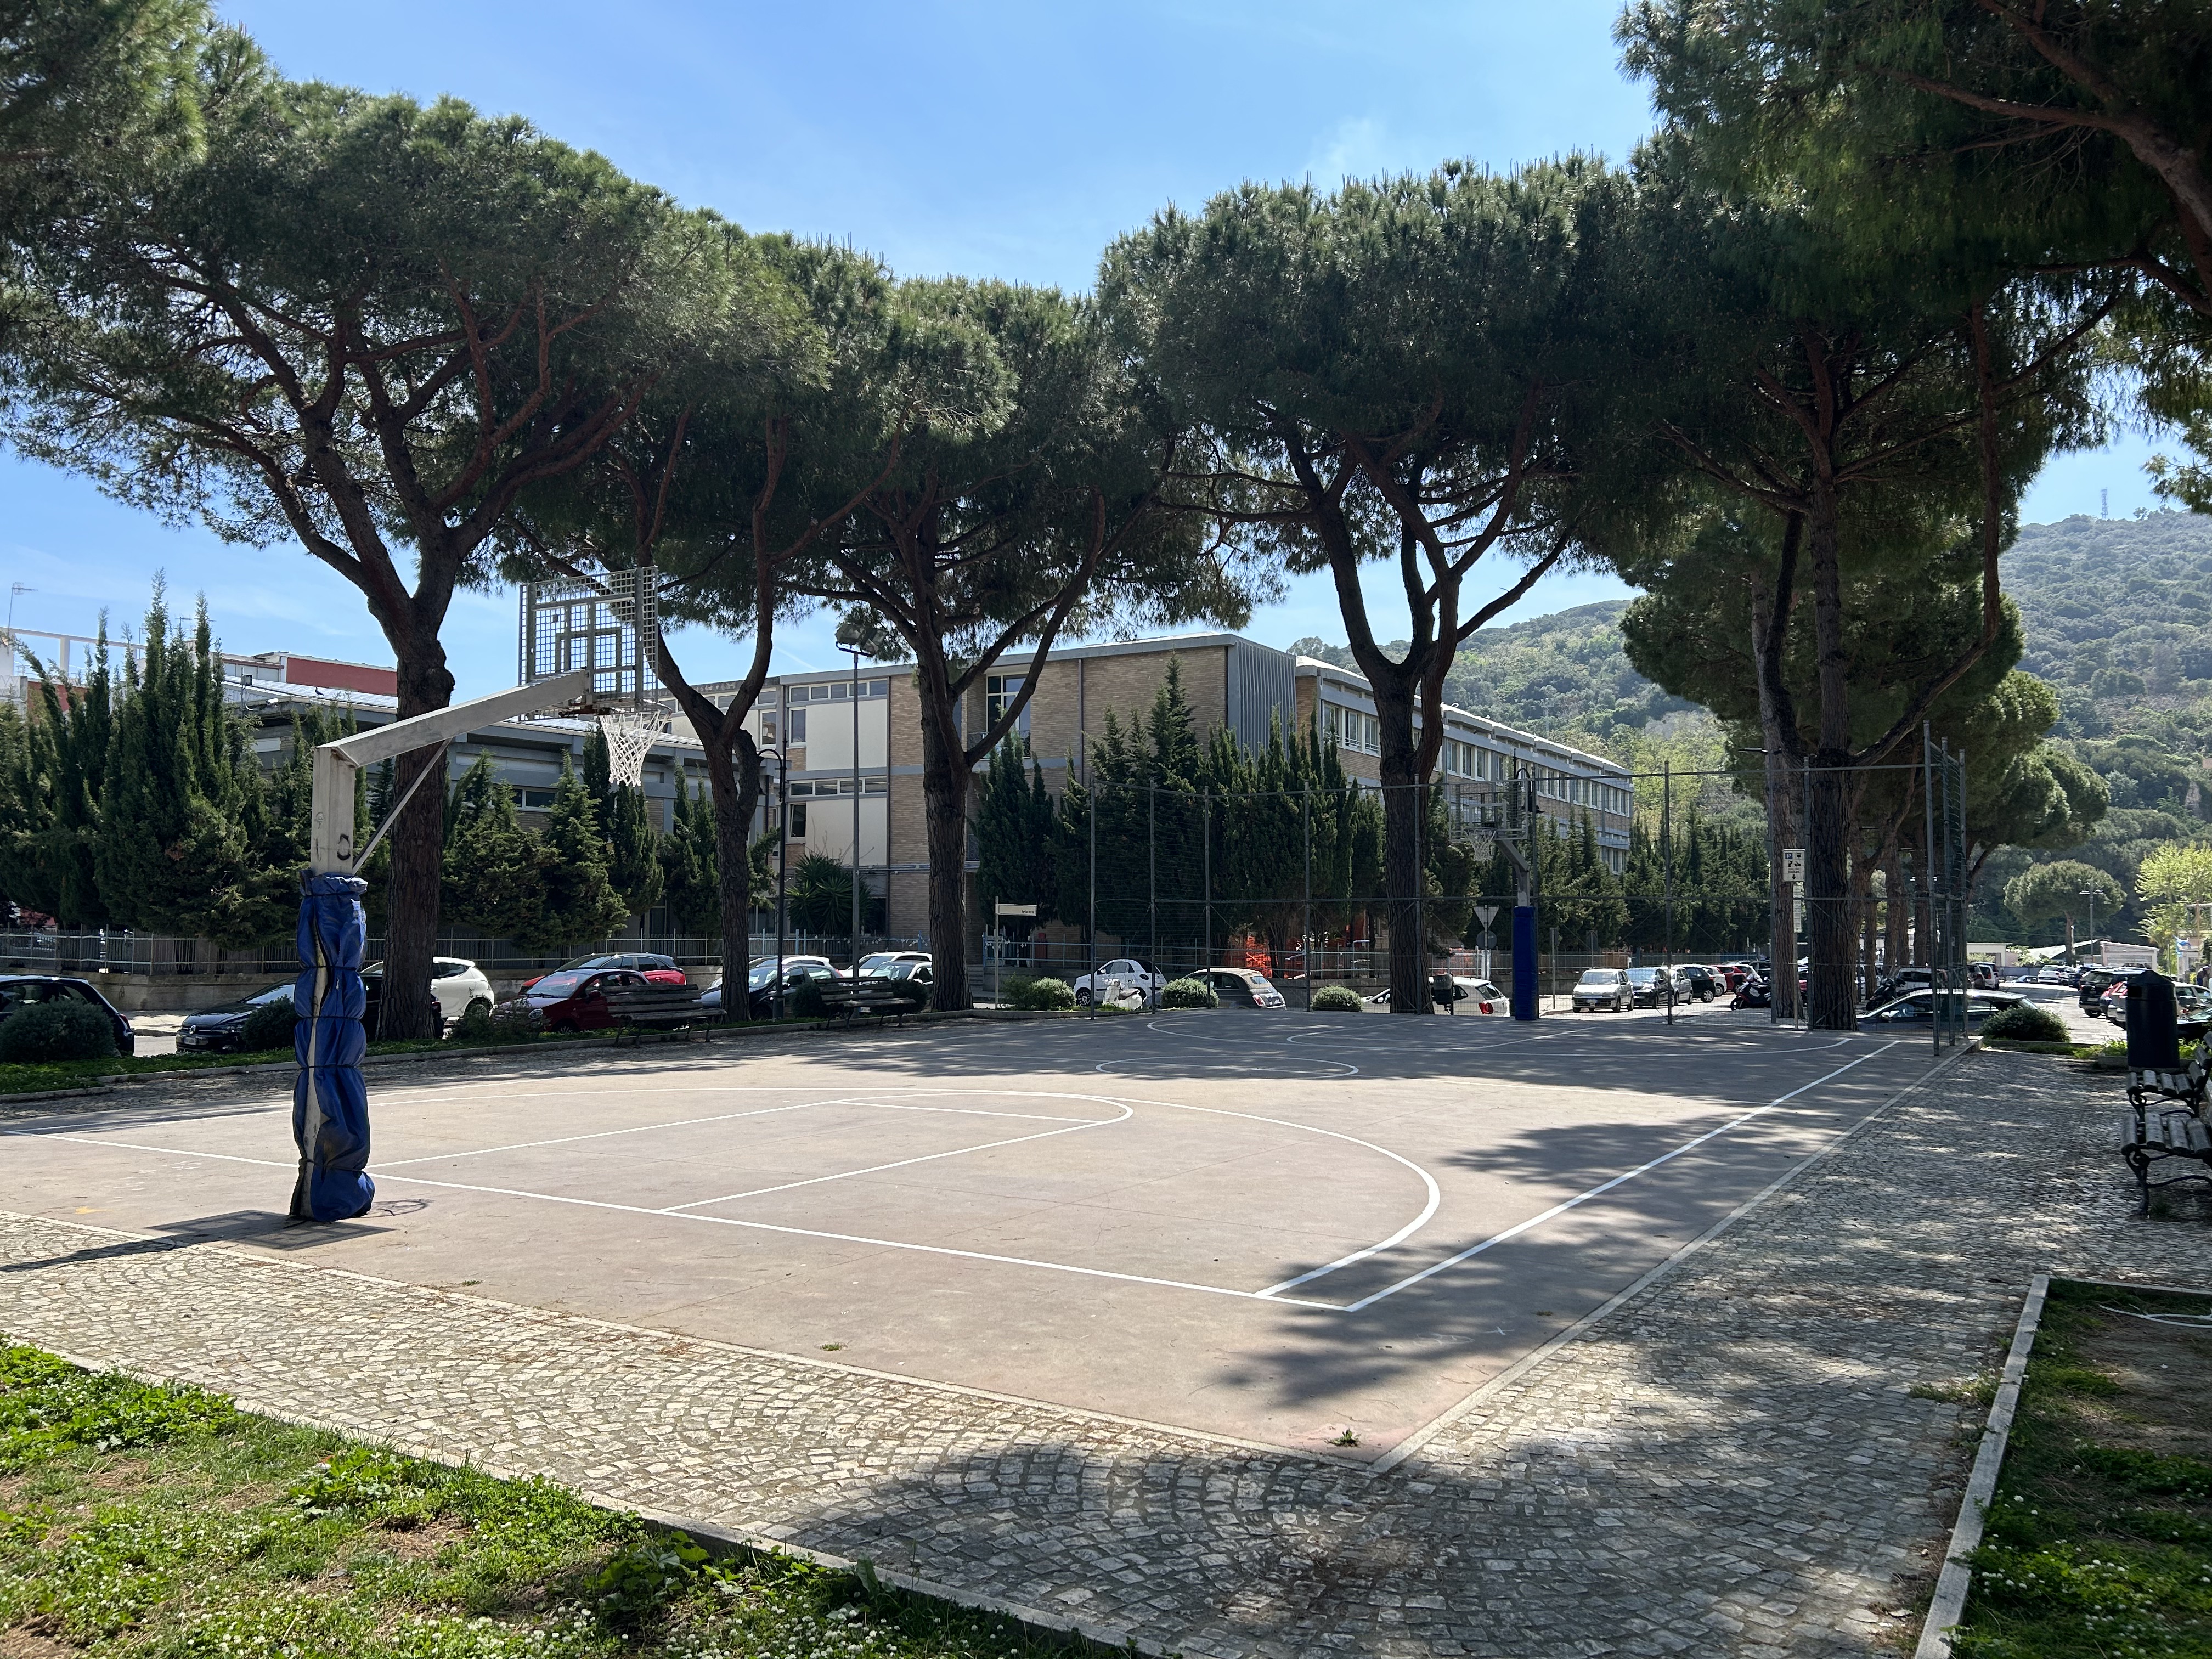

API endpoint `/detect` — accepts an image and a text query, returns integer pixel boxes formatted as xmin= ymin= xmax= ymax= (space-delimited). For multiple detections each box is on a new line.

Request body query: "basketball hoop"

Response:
xmin=597 ymin=703 xmax=663 ymax=791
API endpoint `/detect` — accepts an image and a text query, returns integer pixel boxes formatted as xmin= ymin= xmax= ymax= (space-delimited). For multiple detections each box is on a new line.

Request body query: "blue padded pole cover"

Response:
xmin=1511 ymin=903 xmax=1538 ymax=1022
xmin=290 ymin=872 xmax=374 ymax=1222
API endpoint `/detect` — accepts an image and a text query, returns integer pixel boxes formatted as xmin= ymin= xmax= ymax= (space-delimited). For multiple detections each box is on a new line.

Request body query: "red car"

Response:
xmin=522 ymin=952 xmax=686 ymax=992
xmin=508 ymin=968 xmax=650 ymax=1033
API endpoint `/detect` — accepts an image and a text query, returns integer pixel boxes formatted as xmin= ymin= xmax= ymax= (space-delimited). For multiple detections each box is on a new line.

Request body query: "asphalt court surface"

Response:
xmin=2 ymin=1009 xmax=1941 ymax=1459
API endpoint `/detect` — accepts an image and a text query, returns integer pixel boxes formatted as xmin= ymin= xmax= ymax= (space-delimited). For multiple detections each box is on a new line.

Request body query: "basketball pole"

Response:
xmin=292 ymin=667 xmax=595 ymax=1224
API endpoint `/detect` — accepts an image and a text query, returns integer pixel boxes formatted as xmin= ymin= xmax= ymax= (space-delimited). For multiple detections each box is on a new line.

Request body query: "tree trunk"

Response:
xmin=1374 ymin=676 xmax=1428 ymax=1016
xmin=1804 ymin=493 xmax=1858 ymax=1031
xmin=379 ymin=644 xmax=455 ymax=1042
xmin=919 ymin=709 xmax=973 ymax=1011
xmin=1887 ymin=847 xmax=1909 ymax=982
xmin=1858 ymin=854 xmax=1879 ymax=1003
xmin=701 ymin=736 xmax=761 ymax=1022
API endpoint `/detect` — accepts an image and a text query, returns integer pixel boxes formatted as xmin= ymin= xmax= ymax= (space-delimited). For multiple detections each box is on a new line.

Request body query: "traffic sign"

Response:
xmin=995 ymin=901 xmax=1037 ymax=918
xmin=1780 ymin=849 xmax=1805 ymax=885
xmin=1475 ymin=904 xmax=1500 ymax=930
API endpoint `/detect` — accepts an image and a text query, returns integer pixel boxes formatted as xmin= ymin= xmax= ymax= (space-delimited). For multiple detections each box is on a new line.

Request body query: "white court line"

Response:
xmin=376 ymin=1094 xmax=1104 ymax=1169
xmin=660 ymin=1102 xmax=1133 ymax=1210
xmin=309 ymin=1166 xmax=1347 ymax=1310
xmin=1335 ymin=1040 xmax=1903 ymax=1311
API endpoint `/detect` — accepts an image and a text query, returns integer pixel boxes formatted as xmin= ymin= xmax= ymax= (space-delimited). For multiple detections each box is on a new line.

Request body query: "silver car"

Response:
xmin=1572 ymin=968 xmax=1632 ymax=1012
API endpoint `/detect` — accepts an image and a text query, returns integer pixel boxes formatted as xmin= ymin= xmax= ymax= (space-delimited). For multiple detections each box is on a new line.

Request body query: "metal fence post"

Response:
xmin=1302 ymin=784 xmax=1314 ymax=1010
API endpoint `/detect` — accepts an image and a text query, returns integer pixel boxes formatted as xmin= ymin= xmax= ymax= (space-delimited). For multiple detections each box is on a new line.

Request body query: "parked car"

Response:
xmin=1572 ymin=968 xmax=1633 ymax=1013
xmin=522 ymin=952 xmax=685 ymax=991
xmin=1677 ymin=966 xmax=1722 ymax=1002
xmin=1073 ymin=958 xmax=1167 ymax=1006
xmin=2101 ymin=973 xmax=2155 ymax=1026
xmin=1201 ymin=967 xmax=1287 ymax=1008
xmin=2030 ymin=964 xmax=2076 ymax=986
xmin=698 ymin=956 xmax=837 ymax=1018
xmin=1863 ymin=988 xmax=2028 ymax=1025
xmin=1713 ymin=963 xmax=1754 ymax=991
xmin=363 ymin=957 xmax=494 ymax=1025
xmin=177 ymin=980 xmax=295 ymax=1054
xmin=1624 ymin=967 xmax=1672 ymax=1008
xmin=0 ymin=974 xmax=135 ymax=1055
xmin=858 ymin=951 xmax=932 ymax=974
xmin=500 ymin=968 xmax=651 ymax=1034
xmin=1437 ymin=975 xmax=1505 ymax=1013
xmin=2078 ymin=967 xmax=2121 ymax=1013
xmin=861 ymin=957 xmax=935 ymax=1008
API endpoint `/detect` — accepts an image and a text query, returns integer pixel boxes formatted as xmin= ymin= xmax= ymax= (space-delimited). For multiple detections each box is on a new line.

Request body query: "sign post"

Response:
xmin=992 ymin=901 xmax=1037 ymax=1005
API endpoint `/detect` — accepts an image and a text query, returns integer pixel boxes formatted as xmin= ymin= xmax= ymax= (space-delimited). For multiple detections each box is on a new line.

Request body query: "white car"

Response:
xmin=363 ymin=957 xmax=494 ymax=1028
xmin=1073 ymin=958 xmax=1167 ymax=1006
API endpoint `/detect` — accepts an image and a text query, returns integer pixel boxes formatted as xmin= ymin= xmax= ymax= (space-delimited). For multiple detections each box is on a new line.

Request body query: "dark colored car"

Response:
xmin=0 ymin=975 xmax=135 ymax=1055
xmin=1678 ymin=966 xmax=1721 ymax=1002
xmin=862 ymin=958 xmax=936 ymax=1008
xmin=177 ymin=980 xmax=294 ymax=1053
xmin=2078 ymin=967 xmax=2121 ymax=1014
xmin=697 ymin=960 xmax=840 ymax=1020
xmin=1624 ymin=967 xmax=1671 ymax=1008
xmin=522 ymin=952 xmax=686 ymax=991
xmin=504 ymin=968 xmax=650 ymax=1034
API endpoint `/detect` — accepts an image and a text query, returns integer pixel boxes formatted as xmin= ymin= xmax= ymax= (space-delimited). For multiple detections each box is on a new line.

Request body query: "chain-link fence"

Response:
xmin=979 ymin=732 xmax=1973 ymax=1046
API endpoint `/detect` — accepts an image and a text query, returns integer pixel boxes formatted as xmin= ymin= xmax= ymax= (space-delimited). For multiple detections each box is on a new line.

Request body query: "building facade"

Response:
xmin=700 ymin=632 xmax=1633 ymax=945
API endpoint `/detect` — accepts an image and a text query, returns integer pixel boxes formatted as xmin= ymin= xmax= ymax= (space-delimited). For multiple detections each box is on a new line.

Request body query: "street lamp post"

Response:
xmin=2080 ymin=889 xmax=2100 ymax=968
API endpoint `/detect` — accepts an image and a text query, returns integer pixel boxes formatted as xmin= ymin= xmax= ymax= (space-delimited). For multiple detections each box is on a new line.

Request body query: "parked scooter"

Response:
xmin=1731 ymin=976 xmax=1772 ymax=1010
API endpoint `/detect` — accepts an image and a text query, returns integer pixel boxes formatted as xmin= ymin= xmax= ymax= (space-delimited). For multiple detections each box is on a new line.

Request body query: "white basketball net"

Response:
xmin=598 ymin=705 xmax=661 ymax=790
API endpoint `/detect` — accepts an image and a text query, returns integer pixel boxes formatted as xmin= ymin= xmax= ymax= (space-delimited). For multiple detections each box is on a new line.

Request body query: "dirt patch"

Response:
xmin=2067 ymin=1294 xmax=2212 ymax=1460
xmin=0 ymin=1618 xmax=73 ymax=1658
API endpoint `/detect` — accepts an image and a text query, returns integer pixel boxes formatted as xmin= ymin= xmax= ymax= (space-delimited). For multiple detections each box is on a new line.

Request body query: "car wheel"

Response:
xmin=1075 ymin=988 xmax=1093 ymax=1006
xmin=466 ymin=998 xmax=492 ymax=1018
xmin=553 ymin=1020 xmax=578 ymax=1035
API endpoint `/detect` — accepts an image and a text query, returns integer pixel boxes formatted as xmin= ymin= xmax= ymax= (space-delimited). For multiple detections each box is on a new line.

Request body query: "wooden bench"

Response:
xmin=814 ymin=977 xmax=913 ymax=1028
xmin=2120 ymin=1095 xmax=2212 ymax=1215
xmin=603 ymin=983 xmax=710 ymax=1046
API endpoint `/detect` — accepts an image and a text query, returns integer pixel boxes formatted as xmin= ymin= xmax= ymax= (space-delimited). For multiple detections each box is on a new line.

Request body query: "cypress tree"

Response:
xmin=441 ymin=757 xmax=548 ymax=944
xmin=658 ymin=775 xmax=720 ymax=937
xmin=527 ymin=756 xmax=626 ymax=951
xmin=975 ymin=738 xmax=1056 ymax=945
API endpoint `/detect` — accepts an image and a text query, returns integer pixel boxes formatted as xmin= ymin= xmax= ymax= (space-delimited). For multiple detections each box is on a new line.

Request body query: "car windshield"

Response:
xmin=245 ymin=983 xmax=293 ymax=1006
xmin=1577 ymin=971 xmax=1620 ymax=986
xmin=558 ymin=955 xmax=618 ymax=972
xmin=531 ymin=972 xmax=586 ymax=997
xmin=1627 ymin=969 xmax=1660 ymax=984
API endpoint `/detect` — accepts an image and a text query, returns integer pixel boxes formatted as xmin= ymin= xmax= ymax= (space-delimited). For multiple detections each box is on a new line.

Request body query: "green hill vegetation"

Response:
xmin=1290 ymin=511 xmax=2212 ymax=947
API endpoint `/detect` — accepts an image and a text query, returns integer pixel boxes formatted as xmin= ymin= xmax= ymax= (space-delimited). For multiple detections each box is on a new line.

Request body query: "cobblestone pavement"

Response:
xmin=4 ymin=1048 xmax=2209 ymax=1657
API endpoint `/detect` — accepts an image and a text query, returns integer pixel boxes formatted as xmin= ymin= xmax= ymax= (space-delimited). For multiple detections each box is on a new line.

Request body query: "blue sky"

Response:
xmin=0 ymin=0 xmax=2175 ymax=693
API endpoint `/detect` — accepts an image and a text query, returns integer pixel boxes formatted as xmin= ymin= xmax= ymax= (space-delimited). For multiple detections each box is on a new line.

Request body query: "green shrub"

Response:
xmin=239 ymin=997 xmax=296 ymax=1054
xmin=1982 ymin=1002 xmax=2069 ymax=1043
xmin=0 ymin=1000 xmax=117 ymax=1063
xmin=1007 ymin=975 xmax=1075 ymax=1012
xmin=453 ymin=1001 xmax=541 ymax=1044
xmin=1159 ymin=977 xmax=1217 ymax=1009
xmin=1310 ymin=985 xmax=1363 ymax=1012
xmin=789 ymin=977 xmax=831 ymax=1019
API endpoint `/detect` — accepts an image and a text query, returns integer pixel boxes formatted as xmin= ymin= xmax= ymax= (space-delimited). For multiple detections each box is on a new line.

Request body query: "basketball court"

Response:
xmin=0 ymin=1011 xmax=1940 ymax=1462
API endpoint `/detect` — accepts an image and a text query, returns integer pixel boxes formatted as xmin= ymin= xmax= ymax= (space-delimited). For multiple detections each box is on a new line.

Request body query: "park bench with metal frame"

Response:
xmin=602 ymin=982 xmax=710 ymax=1046
xmin=815 ymin=978 xmax=912 ymax=1029
xmin=2117 ymin=968 xmax=2211 ymax=1214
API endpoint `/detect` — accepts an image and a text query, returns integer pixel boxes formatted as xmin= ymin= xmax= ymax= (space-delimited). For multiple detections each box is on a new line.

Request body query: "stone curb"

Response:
xmin=1913 ymin=1272 xmax=2051 ymax=1659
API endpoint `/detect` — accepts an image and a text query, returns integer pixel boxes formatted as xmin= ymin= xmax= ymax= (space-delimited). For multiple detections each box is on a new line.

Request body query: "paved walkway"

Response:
xmin=3 ymin=1049 xmax=2207 ymax=1658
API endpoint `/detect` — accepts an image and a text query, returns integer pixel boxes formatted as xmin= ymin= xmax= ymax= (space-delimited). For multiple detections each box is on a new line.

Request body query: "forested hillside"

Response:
xmin=1289 ymin=511 xmax=2212 ymax=944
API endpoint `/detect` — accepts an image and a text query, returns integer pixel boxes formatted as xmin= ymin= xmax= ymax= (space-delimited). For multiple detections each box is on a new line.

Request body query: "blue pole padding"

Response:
xmin=291 ymin=871 xmax=375 ymax=1222
xmin=1511 ymin=903 xmax=1538 ymax=1021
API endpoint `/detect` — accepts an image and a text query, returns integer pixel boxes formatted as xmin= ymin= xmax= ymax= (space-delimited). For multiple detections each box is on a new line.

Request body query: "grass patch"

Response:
xmin=0 ymin=1035 xmax=622 ymax=1096
xmin=1952 ymin=1279 xmax=2212 ymax=1656
xmin=0 ymin=1339 xmax=1104 ymax=1657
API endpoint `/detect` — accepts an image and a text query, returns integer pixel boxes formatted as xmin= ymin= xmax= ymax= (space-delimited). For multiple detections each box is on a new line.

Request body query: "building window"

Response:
xmin=985 ymin=674 xmax=1030 ymax=737
xmin=511 ymin=787 xmax=555 ymax=809
xmin=759 ymin=715 xmax=778 ymax=747
xmin=788 ymin=708 xmax=807 ymax=744
xmin=787 ymin=803 xmax=806 ymax=838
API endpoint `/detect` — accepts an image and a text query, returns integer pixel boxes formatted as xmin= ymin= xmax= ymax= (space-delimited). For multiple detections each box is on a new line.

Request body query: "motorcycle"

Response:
xmin=1731 ymin=977 xmax=1772 ymax=1010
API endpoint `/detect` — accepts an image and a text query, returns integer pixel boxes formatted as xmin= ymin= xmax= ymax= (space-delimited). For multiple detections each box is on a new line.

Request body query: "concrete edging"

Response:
xmin=1912 ymin=1271 xmax=2051 ymax=1659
